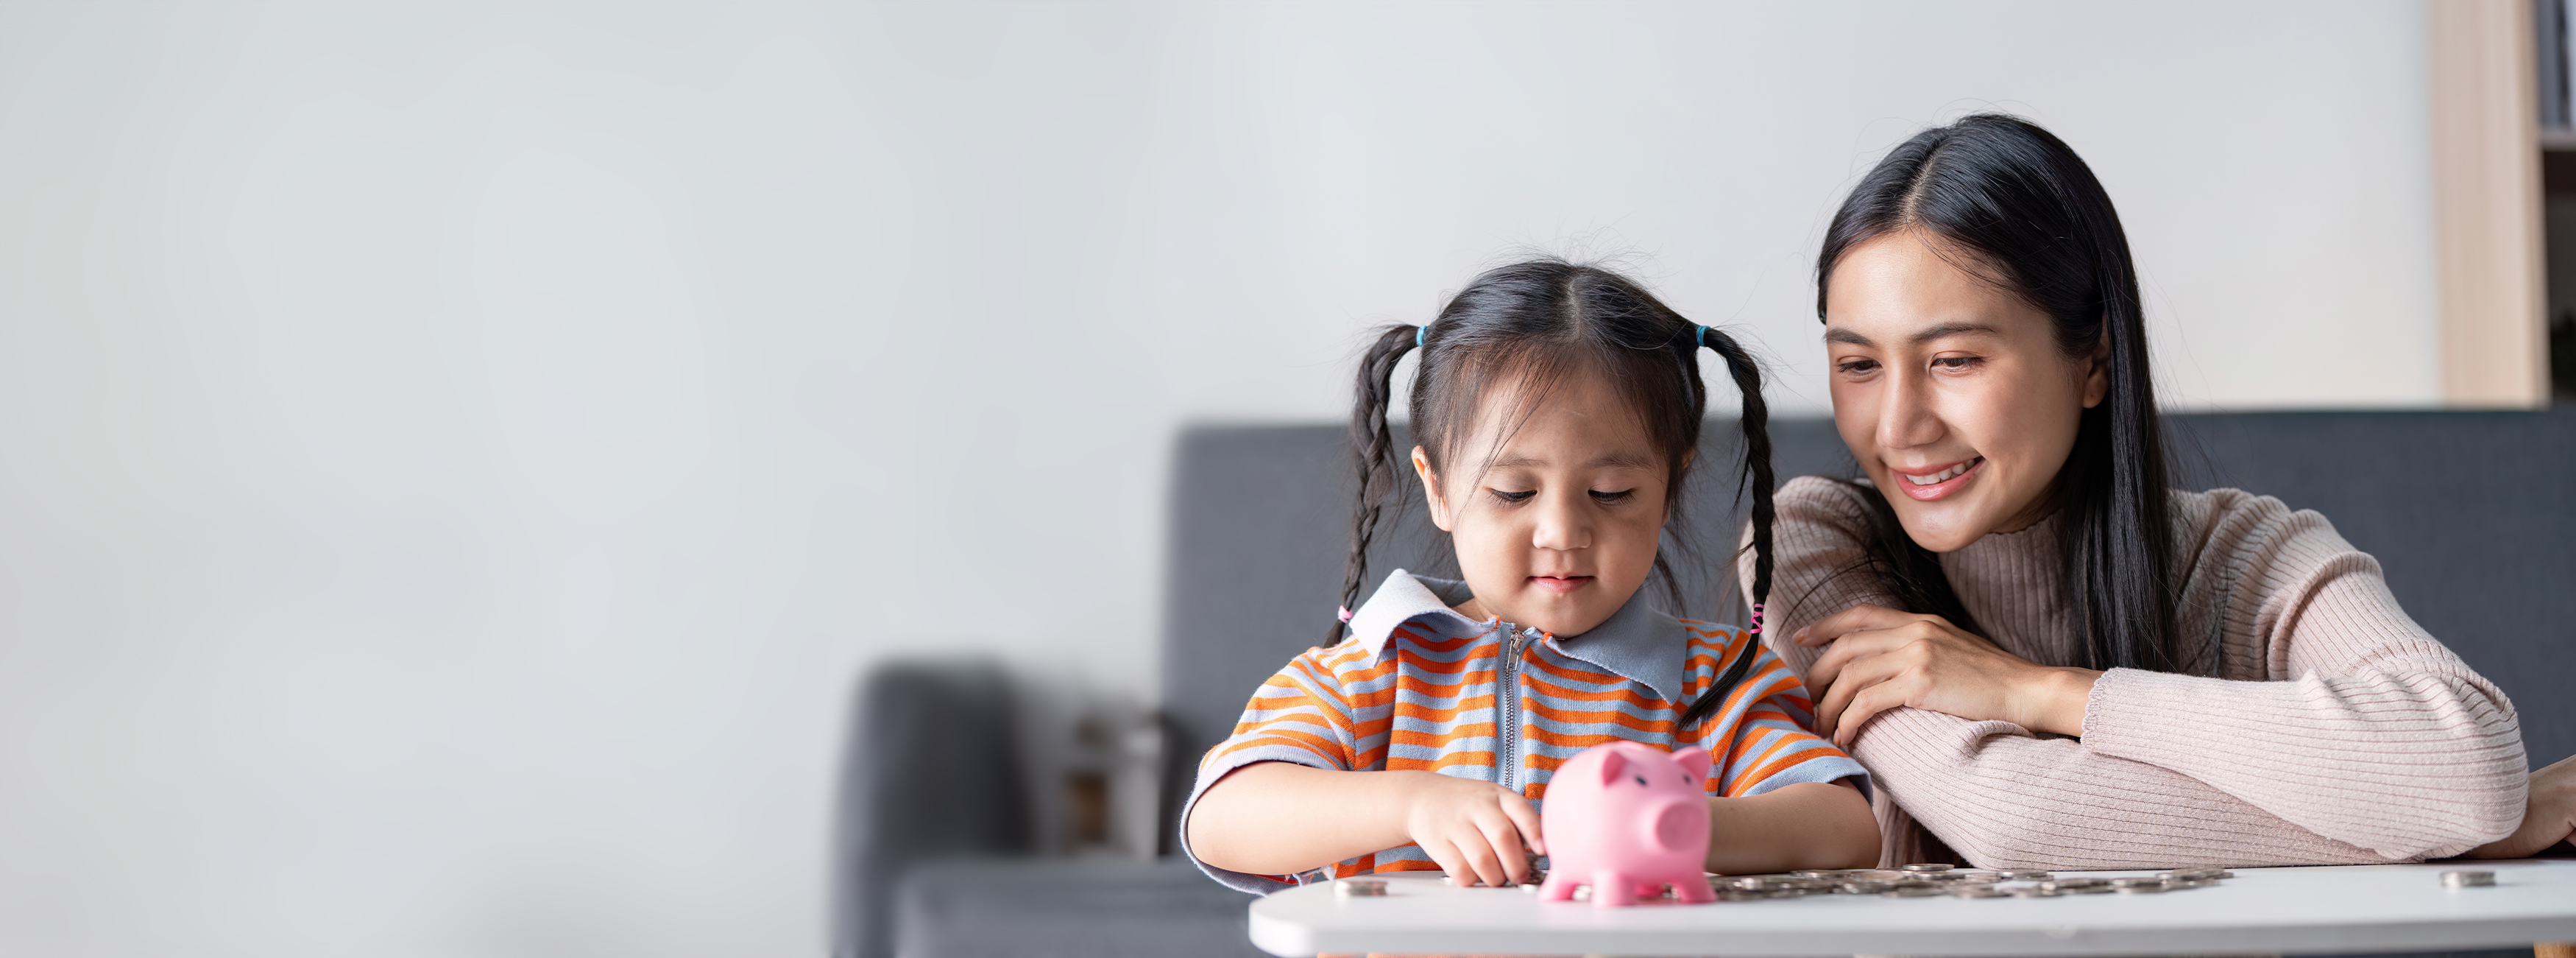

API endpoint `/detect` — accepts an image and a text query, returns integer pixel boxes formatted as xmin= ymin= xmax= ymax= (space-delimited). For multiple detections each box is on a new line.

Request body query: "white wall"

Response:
xmin=0 ymin=2 xmax=2438 ymax=957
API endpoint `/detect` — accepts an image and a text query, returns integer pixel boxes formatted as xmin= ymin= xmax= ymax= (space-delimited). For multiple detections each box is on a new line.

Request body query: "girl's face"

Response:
xmin=1411 ymin=367 xmax=1670 ymax=638
xmin=1822 ymin=230 xmax=2108 ymax=552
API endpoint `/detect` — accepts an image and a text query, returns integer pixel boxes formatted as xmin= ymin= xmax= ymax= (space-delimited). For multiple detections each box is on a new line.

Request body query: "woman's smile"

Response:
xmin=1890 ymin=456 xmax=1984 ymax=501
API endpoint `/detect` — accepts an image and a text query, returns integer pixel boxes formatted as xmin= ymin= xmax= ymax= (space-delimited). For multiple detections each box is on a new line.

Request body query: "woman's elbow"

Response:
xmin=2404 ymin=762 xmax=2529 ymax=856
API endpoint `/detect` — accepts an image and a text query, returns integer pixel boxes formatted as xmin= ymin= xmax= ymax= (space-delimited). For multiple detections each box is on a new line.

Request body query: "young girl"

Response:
xmin=1182 ymin=259 xmax=1880 ymax=892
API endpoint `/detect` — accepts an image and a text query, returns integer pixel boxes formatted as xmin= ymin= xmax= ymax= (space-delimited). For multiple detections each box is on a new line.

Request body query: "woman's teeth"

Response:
xmin=1905 ymin=458 xmax=1980 ymax=486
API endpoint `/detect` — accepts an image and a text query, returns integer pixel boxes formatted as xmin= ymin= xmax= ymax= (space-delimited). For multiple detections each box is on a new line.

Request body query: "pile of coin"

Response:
xmin=1703 ymin=864 xmax=2235 ymax=901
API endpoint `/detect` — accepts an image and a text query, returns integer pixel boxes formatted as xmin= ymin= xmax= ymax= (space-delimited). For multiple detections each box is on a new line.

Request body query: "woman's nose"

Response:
xmin=1531 ymin=491 xmax=1593 ymax=552
xmin=1877 ymin=365 xmax=1945 ymax=451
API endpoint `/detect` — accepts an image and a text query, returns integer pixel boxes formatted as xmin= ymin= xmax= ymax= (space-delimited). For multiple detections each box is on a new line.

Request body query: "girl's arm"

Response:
xmin=1706 ymin=779 xmax=1878 ymax=873
xmin=1187 ymin=761 xmax=1544 ymax=888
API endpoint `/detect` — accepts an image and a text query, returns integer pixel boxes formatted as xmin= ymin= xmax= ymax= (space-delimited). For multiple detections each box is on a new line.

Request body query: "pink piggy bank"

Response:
xmin=1536 ymin=742 xmax=1714 ymax=906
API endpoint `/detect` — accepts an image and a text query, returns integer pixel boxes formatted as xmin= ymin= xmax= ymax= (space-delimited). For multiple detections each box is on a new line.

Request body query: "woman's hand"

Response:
xmin=1398 ymin=772 xmax=1545 ymax=887
xmin=2465 ymin=753 xmax=2576 ymax=859
xmin=1798 ymin=604 xmax=2102 ymax=746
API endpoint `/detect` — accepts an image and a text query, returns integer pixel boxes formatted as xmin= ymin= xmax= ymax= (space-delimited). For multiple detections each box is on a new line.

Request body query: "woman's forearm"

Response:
xmin=1855 ymin=705 xmax=2399 ymax=869
xmin=1187 ymin=762 xmax=1417 ymax=876
xmin=1705 ymin=780 xmax=1878 ymax=873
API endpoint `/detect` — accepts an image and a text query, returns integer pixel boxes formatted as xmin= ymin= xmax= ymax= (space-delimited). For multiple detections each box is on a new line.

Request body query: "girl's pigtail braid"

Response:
xmin=1325 ymin=323 xmax=1424 ymax=645
xmin=1677 ymin=325 xmax=1775 ymax=730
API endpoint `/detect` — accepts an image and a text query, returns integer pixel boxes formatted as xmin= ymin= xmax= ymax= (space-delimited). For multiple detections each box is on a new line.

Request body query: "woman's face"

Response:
xmin=1412 ymin=366 xmax=1669 ymax=637
xmin=1822 ymin=231 xmax=2108 ymax=552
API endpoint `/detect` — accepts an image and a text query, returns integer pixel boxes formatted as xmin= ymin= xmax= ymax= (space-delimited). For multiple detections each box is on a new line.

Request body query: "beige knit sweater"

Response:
xmin=1739 ymin=476 xmax=2529 ymax=870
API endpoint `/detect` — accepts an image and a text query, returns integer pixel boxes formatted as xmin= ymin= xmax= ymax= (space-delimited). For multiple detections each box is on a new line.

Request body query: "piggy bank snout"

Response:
xmin=1643 ymin=798 xmax=1705 ymax=853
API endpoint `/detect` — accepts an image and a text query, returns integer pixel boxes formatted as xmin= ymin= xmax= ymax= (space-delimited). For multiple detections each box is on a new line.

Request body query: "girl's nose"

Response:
xmin=1531 ymin=490 xmax=1593 ymax=552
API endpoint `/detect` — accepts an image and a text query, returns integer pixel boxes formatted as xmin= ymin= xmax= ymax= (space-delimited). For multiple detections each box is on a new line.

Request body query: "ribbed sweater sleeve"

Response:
xmin=2078 ymin=489 xmax=2525 ymax=859
xmin=1741 ymin=477 xmax=2527 ymax=868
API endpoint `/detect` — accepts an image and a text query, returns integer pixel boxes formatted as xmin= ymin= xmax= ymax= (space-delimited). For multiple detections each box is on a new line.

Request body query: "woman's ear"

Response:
xmin=1412 ymin=445 xmax=1454 ymax=532
xmin=2080 ymin=334 xmax=2112 ymax=409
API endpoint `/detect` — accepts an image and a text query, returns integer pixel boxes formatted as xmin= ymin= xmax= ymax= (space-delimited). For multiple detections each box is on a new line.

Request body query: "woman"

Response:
xmin=1745 ymin=113 xmax=2575 ymax=868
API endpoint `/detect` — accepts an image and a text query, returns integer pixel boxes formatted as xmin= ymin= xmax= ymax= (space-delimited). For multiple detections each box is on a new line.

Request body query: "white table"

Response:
xmin=1247 ymin=859 xmax=2576 ymax=956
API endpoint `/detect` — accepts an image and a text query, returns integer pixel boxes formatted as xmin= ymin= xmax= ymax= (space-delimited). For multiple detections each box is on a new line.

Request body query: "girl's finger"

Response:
xmin=1451 ymin=825 xmax=1508 ymax=887
xmin=1500 ymin=795 xmax=1546 ymax=856
xmin=1470 ymin=809 xmax=1530 ymax=885
xmin=1418 ymin=837 xmax=1471 ymax=887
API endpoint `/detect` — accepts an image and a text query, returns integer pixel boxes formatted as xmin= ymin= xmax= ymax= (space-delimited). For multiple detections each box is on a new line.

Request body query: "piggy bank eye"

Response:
xmin=1632 ymin=775 xmax=1646 ymax=786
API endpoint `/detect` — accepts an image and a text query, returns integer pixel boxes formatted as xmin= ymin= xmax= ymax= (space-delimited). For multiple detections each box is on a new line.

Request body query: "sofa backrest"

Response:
xmin=1158 ymin=410 xmax=2576 ymax=848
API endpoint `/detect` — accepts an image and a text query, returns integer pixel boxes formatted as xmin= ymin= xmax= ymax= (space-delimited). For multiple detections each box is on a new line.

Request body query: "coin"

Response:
xmin=1902 ymin=863 xmax=1954 ymax=873
xmin=2007 ymin=886 xmax=2061 ymax=898
xmin=1883 ymin=885 xmax=1947 ymax=898
xmin=1998 ymin=870 xmax=2052 ymax=881
xmin=1949 ymin=885 xmax=2007 ymax=898
xmin=2441 ymin=870 xmax=2496 ymax=888
xmin=1334 ymin=879 xmax=1388 ymax=897
xmin=1792 ymin=869 xmax=1850 ymax=879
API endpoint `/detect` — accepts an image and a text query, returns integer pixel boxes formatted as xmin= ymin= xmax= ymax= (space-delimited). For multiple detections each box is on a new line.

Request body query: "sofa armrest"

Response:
xmin=833 ymin=658 xmax=1031 ymax=958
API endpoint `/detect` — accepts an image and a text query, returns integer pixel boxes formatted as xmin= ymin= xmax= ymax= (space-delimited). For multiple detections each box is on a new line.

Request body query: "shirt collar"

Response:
xmin=1342 ymin=569 xmax=1690 ymax=702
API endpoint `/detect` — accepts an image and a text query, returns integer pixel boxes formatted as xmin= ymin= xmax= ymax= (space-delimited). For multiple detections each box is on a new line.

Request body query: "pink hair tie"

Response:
xmin=1748 ymin=602 xmax=1764 ymax=635
xmin=1337 ymin=605 xmax=1355 ymax=622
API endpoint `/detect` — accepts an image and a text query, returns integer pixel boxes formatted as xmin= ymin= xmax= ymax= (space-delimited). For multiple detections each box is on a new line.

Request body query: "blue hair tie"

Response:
xmin=1417 ymin=324 xmax=1429 ymax=348
xmin=1695 ymin=325 xmax=1710 ymax=348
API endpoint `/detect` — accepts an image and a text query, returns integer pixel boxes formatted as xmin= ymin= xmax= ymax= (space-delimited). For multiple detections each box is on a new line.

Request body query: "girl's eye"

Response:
xmin=1932 ymin=355 xmax=1983 ymax=370
xmin=1488 ymin=489 xmax=1536 ymax=505
xmin=1835 ymin=359 xmax=1879 ymax=375
xmin=1589 ymin=489 xmax=1635 ymax=505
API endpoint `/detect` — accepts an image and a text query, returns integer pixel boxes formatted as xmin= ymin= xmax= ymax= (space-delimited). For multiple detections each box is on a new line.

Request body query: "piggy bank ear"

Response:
xmin=1595 ymin=748 xmax=1629 ymax=785
xmin=1671 ymin=747 xmax=1712 ymax=786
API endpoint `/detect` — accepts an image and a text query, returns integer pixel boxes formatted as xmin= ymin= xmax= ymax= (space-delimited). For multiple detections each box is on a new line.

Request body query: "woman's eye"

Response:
xmin=1589 ymin=489 xmax=1635 ymax=505
xmin=1835 ymin=359 xmax=1878 ymax=375
xmin=1932 ymin=356 xmax=1983 ymax=370
xmin=1488 ymin=489 xmax=1536 ymax=504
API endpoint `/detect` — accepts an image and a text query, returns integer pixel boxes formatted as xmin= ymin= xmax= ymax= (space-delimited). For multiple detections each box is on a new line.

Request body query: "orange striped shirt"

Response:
xmin=1182 ymin=570 xmax=1866 ymax=892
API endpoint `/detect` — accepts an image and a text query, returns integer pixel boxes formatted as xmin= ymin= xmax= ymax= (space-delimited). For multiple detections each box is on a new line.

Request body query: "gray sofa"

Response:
xmin=835 ymin=410 xmax=2576 ymax=958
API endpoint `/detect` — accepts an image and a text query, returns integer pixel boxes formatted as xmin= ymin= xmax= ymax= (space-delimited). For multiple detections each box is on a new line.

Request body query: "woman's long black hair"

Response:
xmin=1329 ymin=258 xmax=1777 ymax=725
xmin=1814 ymin=114 xmax=2202 ymax=675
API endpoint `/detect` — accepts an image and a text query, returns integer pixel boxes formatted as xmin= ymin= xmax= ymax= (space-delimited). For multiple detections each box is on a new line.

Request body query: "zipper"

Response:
xmin=1497 ymin=624 xmax=1529 ymax=795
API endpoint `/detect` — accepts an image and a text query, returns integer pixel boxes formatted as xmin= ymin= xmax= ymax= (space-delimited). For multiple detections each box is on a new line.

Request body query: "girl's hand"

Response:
xmin=2466 ymin=753 xmax=2576 ymax=859
xmin=1397 ymin=771 xmax=1544 ymax=887
xmin=1798 ymin=604 xmax=2102 ymax=747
